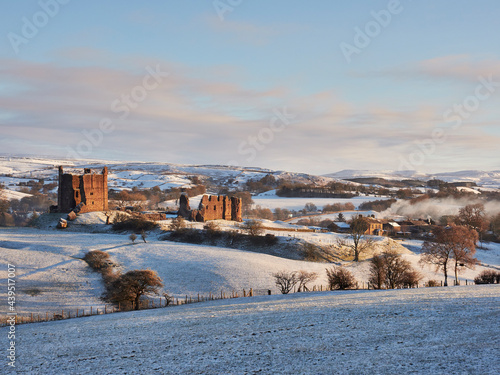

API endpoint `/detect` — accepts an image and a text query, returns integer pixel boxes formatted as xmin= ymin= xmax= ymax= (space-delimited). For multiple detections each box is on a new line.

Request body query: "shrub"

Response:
xmin=326 ymin=266 xmax=356 ymax=290
xmin=264 ymin=233 xmax=278 ymax=246
xmin=101 ymin=267 xmax=119 ymax=286
xmin=273 ymin=271 xmax=298 ymax=294
xmin=242 ymin=220 xmax=264 ymax=237
xmin=204 ymin=221 xmax=222 ymax=240
xmin=168 ymin=228 xmax=205 ymax=244
xmin=83 ymin=250 xmax=112 ymax=271
xmin=129 ymin=233 xmax=137 ymax=243
xmin=112 ymin=217 xmax=158 ymax=232
xmin=169 ymin=217 xmax=186 ymax=232
xmin=301 ymin=242 xmax=322 ymax=262
xmin=112 ymin=212 xmax=129 ymax=224
xmin=474 ymin=270 xmax=500 ymax=284
xmin=401 ymin=269 xmax=423 ymax=288
xmin=426 ymin=280 xmax=439 ymax=287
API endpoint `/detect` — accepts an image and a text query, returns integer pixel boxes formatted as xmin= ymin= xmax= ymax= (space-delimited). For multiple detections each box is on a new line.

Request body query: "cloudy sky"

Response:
xmin=1 ymin=0 xmax=499 ymax=175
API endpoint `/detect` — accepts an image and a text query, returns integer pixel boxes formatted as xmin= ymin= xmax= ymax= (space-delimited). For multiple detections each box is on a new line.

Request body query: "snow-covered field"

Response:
xmin=7 ymin=285 xmax=500 ymax=374
xmin=286 ymin=211 xmax=377 ymax=223
xmin=252 ymin=190 xmax=389 ymax=211
xmin=1 ymin=226 xmax=499 ymax=317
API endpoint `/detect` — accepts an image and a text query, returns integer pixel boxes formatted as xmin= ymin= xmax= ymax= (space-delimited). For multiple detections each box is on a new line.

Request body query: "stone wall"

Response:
xmin=178 ymin=194 xmax=242 ymax=222
xmin=57 ymin=166 xmax=108 ymax=213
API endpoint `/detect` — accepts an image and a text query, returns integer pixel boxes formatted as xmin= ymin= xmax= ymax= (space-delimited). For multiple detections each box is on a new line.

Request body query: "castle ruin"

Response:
xmin=56 ymin=166 xmax=108 ymax=213
xmin=178 ymin=194 xmax=242 ymax=222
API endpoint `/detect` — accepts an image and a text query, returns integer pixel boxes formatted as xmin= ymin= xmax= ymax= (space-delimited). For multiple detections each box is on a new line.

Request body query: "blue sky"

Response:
xmin=1 ymin=0 xmax=499 ymax=175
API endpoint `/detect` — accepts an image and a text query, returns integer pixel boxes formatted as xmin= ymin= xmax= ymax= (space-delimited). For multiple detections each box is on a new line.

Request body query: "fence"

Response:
xmin=1 ymin=280 xmax=475 ymax=327
xmin=0 ymin=288 xmax=259 ymax=327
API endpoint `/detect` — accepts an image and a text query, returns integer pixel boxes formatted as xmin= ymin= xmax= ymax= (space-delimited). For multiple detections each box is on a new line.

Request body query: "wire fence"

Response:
xmin=1 ymin=279 xmax=475 ymax=327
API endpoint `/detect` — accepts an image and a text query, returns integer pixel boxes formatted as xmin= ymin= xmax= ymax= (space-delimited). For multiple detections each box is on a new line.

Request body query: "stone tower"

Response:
xmin=57 ymin=166 xmax=108 ymax=213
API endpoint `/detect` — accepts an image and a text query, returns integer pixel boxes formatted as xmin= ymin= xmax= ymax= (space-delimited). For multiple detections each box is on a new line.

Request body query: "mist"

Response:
xmin=378 ymin=197 xmax=500 ymax=221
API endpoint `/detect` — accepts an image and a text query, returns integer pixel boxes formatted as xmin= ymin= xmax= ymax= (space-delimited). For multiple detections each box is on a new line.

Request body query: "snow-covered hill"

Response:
xmin=1 ymin=226 xmax=499 ymax=316
xmin=1 ymin=156 xmax=499 ymax=201
xmin=326 ymin=169 xmax=500 ymax=189
xmin=0 ymin=156 xmax=334 ymax=198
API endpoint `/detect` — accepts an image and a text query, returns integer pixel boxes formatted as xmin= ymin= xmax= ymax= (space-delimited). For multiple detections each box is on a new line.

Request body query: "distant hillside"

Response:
xmin=0 ymin=156 xmax=337 ymax=197
xmin=326 ymin=169 xmax=500 ymax=189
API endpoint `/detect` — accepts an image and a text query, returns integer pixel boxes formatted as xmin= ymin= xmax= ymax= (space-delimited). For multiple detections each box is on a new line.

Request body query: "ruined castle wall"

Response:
xmin=57 ymin=167 xmax=108 ymax=213
xmin=79 ymin=172 xmax=108 ymax=213
xmin=199 ymin=195 xmax=226 ymax=221
xmin=230 ymin=197 xmax=242 ymax=222
xmin=178 ymin=194 xmax=242 ymax=222
xmin=58 ymin=174 xmax=80 ymax=213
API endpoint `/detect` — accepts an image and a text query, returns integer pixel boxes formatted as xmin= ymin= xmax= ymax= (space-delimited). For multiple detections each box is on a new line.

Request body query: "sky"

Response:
xmin=1 ymin=0 xmax=499 ymax=175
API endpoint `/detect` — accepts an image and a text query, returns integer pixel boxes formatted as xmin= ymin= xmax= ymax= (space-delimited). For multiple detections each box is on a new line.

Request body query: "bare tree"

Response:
xmin=348 ymin=215 xmax=371 ymax=262
xmin=455 ymin=203 xmax=489 ymax=246
xmin=401 ymin=269 xmax=423 ymax=288
xmin=369 ymin=254 xmax=386 ymax=289
xmin=326 ymin=266 xmax=356 ymax=290
xmin=337 ymin=235 xmax=374 ymax=263
xmin=107 ymin=270 xmax=163 ymax=310
xmin=140 ymin=230 xmax=147 ymax=243
xmin=296 ymin=270 xmax=318 ymax=292
xmin=382 ymin=249 xmax=416 ymax=289
xmin=370 ymin=247 xmax=421 ymax=289
xmin=490 ymin=213 xmax=500 ymax=238
xmin=449 ymin=226 xmax=478 ymax=284
xmin=304 ymin=202 xmax=317 ymax=213
xmin=273 ymin=271 xmax=298 ymax=294
xmin=421 ymin=225 xmax=477 ymax=286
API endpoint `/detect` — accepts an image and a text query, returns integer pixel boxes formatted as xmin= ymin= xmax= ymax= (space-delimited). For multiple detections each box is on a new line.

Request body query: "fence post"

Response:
xmin=249 ymin=288 xmax=253 ymax=297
